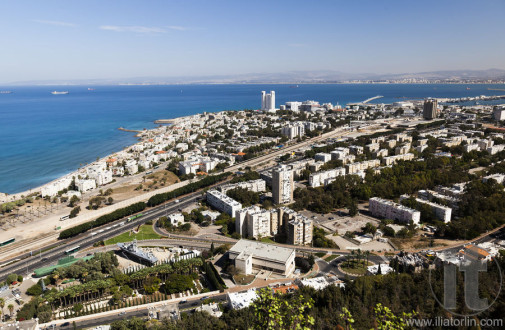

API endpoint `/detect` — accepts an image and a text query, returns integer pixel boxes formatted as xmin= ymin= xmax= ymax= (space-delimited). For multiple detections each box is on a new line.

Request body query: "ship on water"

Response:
xmin=51 ymin=91 xmax=69 ymax=95
xmin=117 ymin=239 xmax=158 ymax=265
xmin=0 ymin=91 xmax=12 ymax=94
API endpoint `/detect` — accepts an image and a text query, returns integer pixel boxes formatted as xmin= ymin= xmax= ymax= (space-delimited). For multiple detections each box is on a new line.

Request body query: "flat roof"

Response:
xmin=230 ymin=239 xmax=295 ymax=263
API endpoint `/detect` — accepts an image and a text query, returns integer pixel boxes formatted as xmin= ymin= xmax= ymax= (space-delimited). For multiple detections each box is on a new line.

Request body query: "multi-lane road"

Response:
xmin=0 ymin=193 xmax=202 ymax=281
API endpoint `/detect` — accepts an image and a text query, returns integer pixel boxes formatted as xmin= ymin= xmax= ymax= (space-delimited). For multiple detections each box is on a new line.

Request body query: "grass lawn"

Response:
xmin=233 ymin=274 xmax=255 ymax=285
xmin=105 ymin=224 xmax=162 ymax=245
xmin=259 ymin=237 xmax=275 ymax=244
xmin=340 ymin=260 xmax=373 ymax=275
xmin=324 ymin=254 xmax=338 ymax=262
xmin=315 ymin=252 xmax=326 ymax=258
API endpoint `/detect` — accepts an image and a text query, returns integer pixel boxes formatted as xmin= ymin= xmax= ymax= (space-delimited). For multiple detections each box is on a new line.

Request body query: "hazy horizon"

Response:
xmin=1 ymin=0 xmax=505 ymax=83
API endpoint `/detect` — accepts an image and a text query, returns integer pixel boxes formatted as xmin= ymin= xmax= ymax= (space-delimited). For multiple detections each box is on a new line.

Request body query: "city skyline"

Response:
xmin=1 ymin=0 xmax=505 ymax=83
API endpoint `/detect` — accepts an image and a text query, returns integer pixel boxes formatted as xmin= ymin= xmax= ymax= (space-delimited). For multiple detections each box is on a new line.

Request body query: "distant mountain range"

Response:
xmin=4 ymin=68 xmax=505 ymax=85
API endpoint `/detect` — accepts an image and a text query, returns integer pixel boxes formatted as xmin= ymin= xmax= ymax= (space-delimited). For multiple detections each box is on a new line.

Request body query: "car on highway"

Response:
xmin=175 ymin=199 xmax=180 ymax=203
xmin=179 ymin=300 xmax=187 ymax=304
xmin=200 ymin=296 xmax=209 ymax=300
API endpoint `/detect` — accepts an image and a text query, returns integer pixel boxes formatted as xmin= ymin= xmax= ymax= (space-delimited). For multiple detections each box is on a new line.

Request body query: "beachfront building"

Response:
xmin=41 ymin=177 xmax=73 ymax=197
xmin=229 ymin=240 xmax=296 ymax=276
xmin=206 ymin=189 xmax=242 ymax=216
xmin=369 ymin=197 xmax=420 ymax=225
xmin=76 ymin=179 xmax=97 ymax=192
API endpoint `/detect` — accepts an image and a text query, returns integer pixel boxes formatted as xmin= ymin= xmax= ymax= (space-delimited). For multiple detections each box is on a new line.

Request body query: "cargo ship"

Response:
xmin=51 ymin=91 xmax=69 ymax=95
xmin=0 ymin=91 xmax=12 ymax=94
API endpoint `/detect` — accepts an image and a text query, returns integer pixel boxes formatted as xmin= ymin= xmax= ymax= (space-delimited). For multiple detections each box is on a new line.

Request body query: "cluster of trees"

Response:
xmin=59 ymin=201 xmax=146 ymax=239
xmin=439 ymin=179 xmax=505 ymax=239
xmin=230 ymin=170 xmax=260 ymax=184
xmin=294 ymin=255 xmax=315 ymax=273
xmin=293 ymin=157 xmax=471 ymax=213
xmin=147 ymin=173 xmax=229 ymax=207
xmin=241 ymin=141 xmax=278 ymax=160
xmin=1 ymin=197 xmax=32 ymax=214
xmin=203 ymin=261 xmax=226 ymax=291
xmin=312 ymin=227 xmax=339 ymax=249
xmin=226 ymin=187 xmax=260 ymax=207
xmin=21 ymin=256 xmax=205 ymax=322
xmin=113 ymin=252 xmax=505 ymax=329
xmin=157 ymin=216 xmax=191 ymax=232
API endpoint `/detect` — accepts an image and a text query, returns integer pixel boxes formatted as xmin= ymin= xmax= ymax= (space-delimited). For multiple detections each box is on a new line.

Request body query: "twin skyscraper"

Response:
xmin=261 ymin=90 xmax=275 ymax=112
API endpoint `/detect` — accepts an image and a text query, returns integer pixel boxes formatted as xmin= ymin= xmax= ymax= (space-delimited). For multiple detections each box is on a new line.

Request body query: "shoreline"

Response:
xmin=0 ymin=114 xmax=197 ymax=202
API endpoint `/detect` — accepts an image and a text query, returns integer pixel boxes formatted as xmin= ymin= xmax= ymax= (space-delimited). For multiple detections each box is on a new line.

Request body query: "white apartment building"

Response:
xmin=369 ymin=197 xmax=420 ymax=225
xmin=314 ymin=152 xmax=332 ymax=163
xmin=41 ymin=177 xmax=73 ymax=197
xmin=261 ymin=91 xmax=276 ymax=112
xmin=206 ymin=190 xmax=242 ymax=216
xmin=395 ymin=144 xmax=411 ymax=155
xmin=346 ymin=159 xmax=380 ymax=175
xmin=382 ymin=153 xmax=415 ymax=166
xmin=366 ymin=143 xmax=380 ymax=153
xmin=487 ymin=144 xmax=505 ymax=155
xmin=331 ymin=147 xmax=349 ymax=160
xmin=220 ymin=179 xmax=266 ymax=194
xmin=287 ymin=215 xmax=313 ymax=245
xmin=77 ymin=179 xmax=97 ymax=192
xmin=349 ymin=145 xmax=364 ymax=155
xmin=416 ymin=198 xmax=452 ymax=223
xmin=373 ymin=149 xmax=389 ymax=158
xmin=281 ymin=124 xmax=305 ymax=139
xmin=309 ymin=167 xmax=346 ymax=187
xmin=272 ymin=165 xmax=294 ymax=205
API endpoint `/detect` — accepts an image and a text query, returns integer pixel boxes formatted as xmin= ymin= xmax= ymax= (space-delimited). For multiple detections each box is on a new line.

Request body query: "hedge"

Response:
xmin=147 ymin=172 xmax=229 ymax=207
xmin=58 ymin=202 xmax=146 ymax=239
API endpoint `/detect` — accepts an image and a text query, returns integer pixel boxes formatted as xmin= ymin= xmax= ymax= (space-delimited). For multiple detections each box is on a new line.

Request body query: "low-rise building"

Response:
xmin=369 ymin=197 xmax=420 ymax=225
xmin=220 ymin=179 xmax=266 ymax=194
xmin=309 ymin=167 xmax=346 ymax=187
xmin=167 ymin=213 xmax=185 ymax=226
xmin=227 ymin=289 xmax=258 ymax=310
xmin=229 ymin=240 xmax=296 ymax=276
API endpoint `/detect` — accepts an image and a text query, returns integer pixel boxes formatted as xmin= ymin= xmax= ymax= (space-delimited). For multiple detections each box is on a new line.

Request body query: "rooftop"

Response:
xmin=229 ymin=239 xmax=295 ymax=263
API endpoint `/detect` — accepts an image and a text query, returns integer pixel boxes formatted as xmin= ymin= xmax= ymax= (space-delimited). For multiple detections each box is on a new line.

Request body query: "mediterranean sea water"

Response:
xmin=1 ymin=84 xmax=504 ymax=194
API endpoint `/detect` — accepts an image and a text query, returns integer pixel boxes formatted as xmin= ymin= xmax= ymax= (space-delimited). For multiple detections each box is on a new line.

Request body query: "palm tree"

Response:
xmin=7 ymin=304 xmax=13 ymax=319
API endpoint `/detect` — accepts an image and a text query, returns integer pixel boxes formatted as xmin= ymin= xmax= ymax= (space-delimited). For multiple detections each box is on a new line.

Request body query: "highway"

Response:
xmin=0 ymin=193 xmax=202 ymax=281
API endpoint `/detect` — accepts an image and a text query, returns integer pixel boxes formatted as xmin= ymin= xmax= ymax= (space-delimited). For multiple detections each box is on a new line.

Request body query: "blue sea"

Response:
xmin=1 ymin=84 xmax=504 ymax=194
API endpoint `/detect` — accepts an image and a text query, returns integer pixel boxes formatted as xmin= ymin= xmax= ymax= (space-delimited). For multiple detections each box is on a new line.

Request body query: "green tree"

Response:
xmin=373 ymin=303 xmax=416 ymax=330
xmin=252 ymin=288 xmax=314 ymax=330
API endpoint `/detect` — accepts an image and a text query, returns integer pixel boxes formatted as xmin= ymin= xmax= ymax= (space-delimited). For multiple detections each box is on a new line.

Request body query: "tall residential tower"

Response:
xmin=272 ymin=165 xmax=294 ymax=205
xmin=261 ymin=91 xmax=276 ymax=112
xmin=423 ymin=99 xmax=438 ymax=120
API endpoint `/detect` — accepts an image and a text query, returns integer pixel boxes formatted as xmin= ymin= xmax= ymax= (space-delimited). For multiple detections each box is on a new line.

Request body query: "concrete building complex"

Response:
xmin=369 ymin=197 xmax=421 ymax=225
xmin=229 ymin=240 xmax=296 ymax=276
xmin=309 ymin=168 xmax=346 ymax=187
xmin=220 ymin=179 xmax=266 ymax=194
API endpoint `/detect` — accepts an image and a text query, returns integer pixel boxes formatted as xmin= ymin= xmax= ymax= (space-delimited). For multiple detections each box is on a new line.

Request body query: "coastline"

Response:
xmin=0 ymin=114 xmax=195 ymax=203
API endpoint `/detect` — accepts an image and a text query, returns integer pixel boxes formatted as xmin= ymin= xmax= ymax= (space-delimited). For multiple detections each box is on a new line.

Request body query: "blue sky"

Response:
xmin=1 ymin=0 xmax=504 ymax=82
